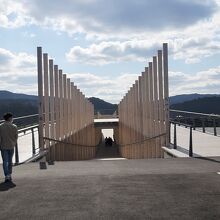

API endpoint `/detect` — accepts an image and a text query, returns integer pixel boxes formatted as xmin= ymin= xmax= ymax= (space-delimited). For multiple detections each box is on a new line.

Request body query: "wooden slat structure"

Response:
xmin=117 ymin=43 xmax=169 ymax=159
xmin=37 ymin=47 xmax=98 ymax=161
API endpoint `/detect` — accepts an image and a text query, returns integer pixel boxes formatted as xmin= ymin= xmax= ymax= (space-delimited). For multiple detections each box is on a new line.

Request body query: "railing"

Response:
xmin=1 ymin=109 xmax=219 ymax=163
xmin=94 ymin=109 xmax=118 ymax=119
xmin=15 ymin=124 xmax=39 ymax=164
xmin=169 ymin=120 xmax=193 ymax=157
xmin=170 ymin=109 xmax=220 ymax=136
xmin=0 ymin=114 xmax=39 ymax=165
xmin=169 ymin=109 xmax=220 ymax=157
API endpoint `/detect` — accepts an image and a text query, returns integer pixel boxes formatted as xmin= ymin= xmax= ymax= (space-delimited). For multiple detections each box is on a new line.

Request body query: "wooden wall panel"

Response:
xmin=37 ymin=47 xmax=96 ymax=161
xmin=118 ymin=43 xmax=169 ymax=159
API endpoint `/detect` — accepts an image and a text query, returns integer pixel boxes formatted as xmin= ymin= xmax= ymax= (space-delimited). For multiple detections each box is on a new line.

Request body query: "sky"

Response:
xmin=0 ymin=0 xmax=220 ymax=104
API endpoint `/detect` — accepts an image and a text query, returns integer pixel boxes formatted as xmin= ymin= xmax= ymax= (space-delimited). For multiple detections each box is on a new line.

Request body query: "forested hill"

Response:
xmin=0 ymin=90 xmax=37 ymax=100
xmin=0 ymin=91 xmax=220 ymax=118
xmin=171 ymin=96 xmax=220 ymax=114
xmin=169 ymin=93 xmax=220 ymax=105
xmin=0 ymin=99 xmax=38 ymax=118
xmin=88 ymin=97 xmax=117 ymax=114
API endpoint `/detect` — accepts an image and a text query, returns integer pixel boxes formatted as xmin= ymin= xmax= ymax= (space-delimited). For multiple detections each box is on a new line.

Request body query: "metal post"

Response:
xmin=184 ymin=117 xmax=187 ymax=128
xmin=174 ymin=123 xmax=177 ymax=149
xmin=169 ymin=122 xmax=171 ymax=144
xmin=189 ymin=127 xmax=193 ymax=157
xmin=15 ymin=143 xmax=19 ymax=164
xmin=213 ymin=118 xmax=217 ymax=136
xmin=192 ymin=118 xmax=196 ymax=130
xmin=202 ymin=118 xmax=205 ymax=133
xmin=178 ymin=117 xmax=180 ymax=126
xmin=32 ymin=128 xmax=36 ymax=155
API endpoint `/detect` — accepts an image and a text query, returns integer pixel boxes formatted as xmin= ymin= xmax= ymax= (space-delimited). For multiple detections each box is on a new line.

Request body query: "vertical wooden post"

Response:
xmin=63 ymin=74 xmax=67 ymax=140
xmin=37 ymin=47 xmax=44 ymax=151
xmin=138 ymin=76 xmax=143 ymax=158
xmin=54 ymin=65 xmax=60 ymax=160
xmin=153 ymin=56 xmax=159 ymax=157
xmin=163 ymin=43 xmax=169 ymax=147
xmin=67 ymin=78 xmax=71 ymax=160
xmin=54 ymin=65 xmax=59 ymax=138
xmin=59 ymin=70 xmax=63 ymax=140
xmin=158 ymin=50 xmax=165 ymax=157
xmin=59 ymin=70 xmax=64 ymax=160
xmin=67 ymin=79 xmax=71 ymax=137
xmin=145 ymin=67 xmax=150 ymax=158
xmin=49 ymin=59 xmax=55 ymax=161
xmin=148 ymin=62 xmax=154 ymax=158
xmin=43 ymin=53 xmax=50 ymax=151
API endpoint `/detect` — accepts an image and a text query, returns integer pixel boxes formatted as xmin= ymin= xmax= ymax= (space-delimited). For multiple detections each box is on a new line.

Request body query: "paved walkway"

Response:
xmin=0 ymin=157 xmax=220 ymax=219
xmin=170 ymin=124 xmax=220 ymax=157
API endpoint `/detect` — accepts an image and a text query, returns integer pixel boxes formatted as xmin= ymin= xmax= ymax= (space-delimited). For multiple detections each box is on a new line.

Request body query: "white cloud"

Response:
xmin=27 ymin=0 xmax=216 ymax=37
xmin=0 ymin=48 xmax=36 ymax=76
xmin=1 ymin=0 xmax=220 ymax=66
xmin=0 ymin=0 xmax=34 ymax=28
xmin=67 ymin=72 xmax=139 ymax=103
xmin=66 ymin=14 xmax=220 ymax=65
xmin=0 ymin=79 xmax=38 ymax=95
xmin=66 ymin=41 xmax=159 ymax=65
xmin=169 ymin=66 xmax=220 ymax=95
xmin=0 ymin=0 xmax=217 ymax=35
xmin=64 ymin=66 xmax=220 ymax=103
xmin=1 ymin=0 xmax=220 ymax=99
xmin=61 ymin=0 xmax=220 ymax=65
xmin=67 ymin=66 xmax=220 ymax=103
xmin=0 ymin=47 xmax=219 ymax=103
xmin=0 ymin=48 xmax=37 ymax=95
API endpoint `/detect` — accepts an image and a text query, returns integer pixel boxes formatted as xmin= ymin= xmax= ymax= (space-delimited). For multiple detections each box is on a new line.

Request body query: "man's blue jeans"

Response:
xmin=1 ymin=149 xmax=14 ymax=177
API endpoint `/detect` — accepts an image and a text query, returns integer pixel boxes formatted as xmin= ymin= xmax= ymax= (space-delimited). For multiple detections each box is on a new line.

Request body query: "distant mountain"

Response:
xmin=0 ymin=99 xmax=38 ymax=118
xmin=169 ymin=93 xmax=220 ymax=105
xmin=0 ymin=91 xmax=38 ymax=119
xmin=171 ymin=96 xmax=220 ymax=114
xmin=88 ymin=97 xmax=117 ymax=114
xmin=0 ymin=91 xmax=220 ymax=117
xmin=0 ymin=90 xmax=37 ymax=100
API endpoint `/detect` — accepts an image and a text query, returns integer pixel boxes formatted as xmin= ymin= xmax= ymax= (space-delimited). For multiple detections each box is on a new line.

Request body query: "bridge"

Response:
xmin=0 ymin=43 xmax=220 ymax=219
xmin=0 ymin=110 xmax=219 ymax=164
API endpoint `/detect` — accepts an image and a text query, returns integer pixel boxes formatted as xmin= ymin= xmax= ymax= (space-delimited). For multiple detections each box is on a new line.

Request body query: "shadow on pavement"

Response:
xmin=0 ymin=181 xmax=16 ymax=191
xmin=195 ymin=157 xmax=220 ymax=164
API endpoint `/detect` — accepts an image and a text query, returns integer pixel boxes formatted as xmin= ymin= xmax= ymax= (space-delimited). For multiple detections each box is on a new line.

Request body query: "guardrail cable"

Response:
xmin=43 ymin=136 xmax=96 ymax=148
xmin=119 ymin=133 xmax=167 ymax=147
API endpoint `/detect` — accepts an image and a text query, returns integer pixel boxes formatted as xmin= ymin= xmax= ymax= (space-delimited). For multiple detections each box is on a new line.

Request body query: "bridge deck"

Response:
xmin=169 ymin=124 xmax=220 ymax=157
xmin=0 ymin=157 xmax=220 ymax=219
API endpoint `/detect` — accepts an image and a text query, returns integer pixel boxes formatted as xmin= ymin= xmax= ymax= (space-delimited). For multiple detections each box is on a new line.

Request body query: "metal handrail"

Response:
xmin=170 ymin=109 xmax=219 ymax=136
xmin=170 ymin=119 xmax=193 ymax=128
xmin=170 ymin=109 xmax=220 ymax=118
xmin=0 ymin=113 xmax=39 ymax=123
xmin=18 ymin=124 xmax=39 ymax=134
xmin=0 ymin=109 xmax=218 ymax=163
xmin=14 ymin=124 xmax=39 ymax=165
xmin=170 ymin=121 xmax=193 ymax=157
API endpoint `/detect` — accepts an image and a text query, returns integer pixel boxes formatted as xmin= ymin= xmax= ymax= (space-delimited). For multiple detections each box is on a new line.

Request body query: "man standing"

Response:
xmin=0 ymin=113 xmax=18 ymax=183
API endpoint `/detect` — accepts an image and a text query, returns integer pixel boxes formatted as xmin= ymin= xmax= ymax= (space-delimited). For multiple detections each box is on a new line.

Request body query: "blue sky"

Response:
xmin=0 ymin=0 xmax=220 ymax=103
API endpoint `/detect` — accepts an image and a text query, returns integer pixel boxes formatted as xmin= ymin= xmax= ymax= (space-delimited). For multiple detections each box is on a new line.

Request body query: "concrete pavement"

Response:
xmin=0 ymin=157 xmax=220 ymax=219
